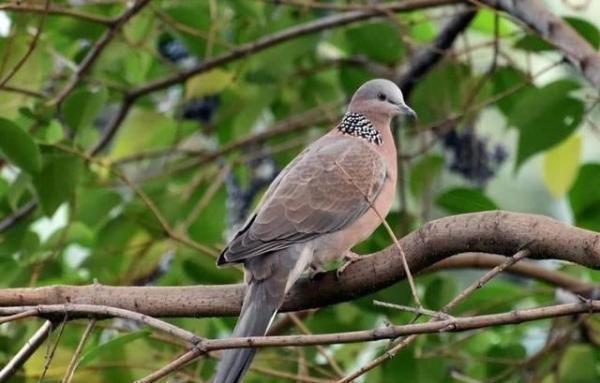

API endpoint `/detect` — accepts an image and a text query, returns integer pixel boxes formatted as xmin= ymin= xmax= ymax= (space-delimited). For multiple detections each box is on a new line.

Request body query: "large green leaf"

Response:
xmin=558 ymin=345 xmax=599 ymax=383
xmin=346 ymin=22 xmax=404 ymax=64
xmin=110 ymin=108 xmax=177 ymax=160
xmin=543 ymin=134 xmax=581 ymax=198
xmin=436 ymin=187 xmax=498 ymax=214
xmin=515 ymin=16 xmax=600 ymax=51
xmin=471 ymin=9 xmax=516 ymax=36
xmin=491 ymin=66 xmax=532 ymax=116
xmin=568 ymin=163 xmax=600 ymax=231
xmin=0 ymin=118 xmax=42 ymax=174
xmin=509 ymin=80 xmax=583 ymax=169
xmin=78 ymin=330 xmax=149 ymax=368
xmin=409 ymin=154 xmax=444 ymax=197
xmin=32 ymin=153 xmax=84 ymax=216
xmin=62 ymin=86 xmax=108 ymax=132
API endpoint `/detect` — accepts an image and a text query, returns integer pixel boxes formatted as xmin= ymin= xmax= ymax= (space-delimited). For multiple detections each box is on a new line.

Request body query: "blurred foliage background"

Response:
xmin=0 ymin=0 xmax=599 ymax=382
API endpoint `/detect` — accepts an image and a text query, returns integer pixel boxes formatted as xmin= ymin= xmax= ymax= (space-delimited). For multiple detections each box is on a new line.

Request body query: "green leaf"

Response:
xmin=32 ymin=154 xmax=84 ymax=216
xmin=7 ymin=172 xmax=31 ymax=211
xmin=185 ymin=69 xmax=234 ymax=100
xmin=543 ymin=134 xmax=581 ymax=198
xmin=62 ymin=86 xmax=108 ymax=132
xmin=558 ymin=345 xmax=599 ymax=383
xmin=509 ymin=80 xmax=583 ymax=169
xmin=486 ymin=344 xmax=526 ymax=378
xmin=436 ymin=187 xmax=498 ymax=214
xmin=568 ymin=163 xmax=600 ymax=231
xmin=0 ymin=118 xmax=42 ymax=174
xmin=346 ymin=22 xmax=404 ymax=64
xmin=515 ymin=17 xmax=600 ymax=51
xmin=424 ymin=276 xmax=457 ymax=310
xmin=471 ymin=9 xmax=515 ymax=36
xmin=409 ymin=154 xmax=444 ymax=197
xmin=491 ymin=66 xmax=531 ymax=116
xmin=110 ymin=108 xmax=177 ymax=159
xmin=78 ymin=330 xmax=149 ymax=368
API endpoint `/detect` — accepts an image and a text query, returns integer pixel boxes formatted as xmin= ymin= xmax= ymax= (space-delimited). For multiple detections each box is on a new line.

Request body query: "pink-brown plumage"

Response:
xmin=214 ymin=79 xmax=415 ymax=383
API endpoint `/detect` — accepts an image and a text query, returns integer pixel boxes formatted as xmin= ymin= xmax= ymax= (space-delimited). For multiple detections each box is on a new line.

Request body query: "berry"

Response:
xmin=157 ymin=33 xmax=189 ymax=63
xmin=182 ymin=95 xmax=220 ymax=124
xmin=441 ymin=128 xmax=508 ymax=186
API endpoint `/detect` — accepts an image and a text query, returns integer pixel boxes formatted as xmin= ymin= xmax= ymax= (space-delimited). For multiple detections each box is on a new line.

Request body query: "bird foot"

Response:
xmin=308 ymin=265 xmax=327 ymax=280
xmin=336 ymin=252 xmax=361 ymax=279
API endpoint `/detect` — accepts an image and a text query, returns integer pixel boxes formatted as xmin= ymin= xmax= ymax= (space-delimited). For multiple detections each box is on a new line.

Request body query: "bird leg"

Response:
xmin=336 ymin=252 xmax=362 ymax=279
xmin=307 ymin=264 xmax=328 ymax=280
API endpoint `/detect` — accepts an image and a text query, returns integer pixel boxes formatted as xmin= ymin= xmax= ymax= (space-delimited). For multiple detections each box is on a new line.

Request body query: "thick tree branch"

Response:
xmin=0 ymin=212 xmax=598 ymax=318
xmin=480 ymin=0 xmax=600 ymax=89
xmin=127 ymin=0 xmax=455 ymax=99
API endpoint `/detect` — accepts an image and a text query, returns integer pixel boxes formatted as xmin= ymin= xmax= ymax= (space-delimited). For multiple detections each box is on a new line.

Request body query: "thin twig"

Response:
xmin=0 ymin=304 xmax=199 ymax=346
xmin=373 ymin=300 xmax=453 ymax=320
xmin=338 ymin=248 xmax=531 ymax=382
xmin=133 ymin=299 xmax=600 ymax=352
xmin=333 ymin=160 xmax=422 ymax=308
xmin=134 ymin=348 xmax=202 ymax=383
xmin=289 ymin=313 xmax=345 ymax=378
xmin=0 ymin=321 xmax=53 ymax=383
xmin=61 ymin=319 xmax=97 ymax=383
xmin=0 ymin=3 xmax=114 ymax=25
xmin=48 ymin=0 xmax=152 ymax=106
xmin=0 ymin=0 xmax=50 ymax=88
xmin=0 ymin=309 xmax=38 ymax=325
xmin=37 ymin=317 xmax=67 ymax=383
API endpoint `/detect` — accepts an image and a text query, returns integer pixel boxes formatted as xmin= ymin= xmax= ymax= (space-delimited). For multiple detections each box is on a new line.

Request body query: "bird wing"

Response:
xmin=218 ymin=135 xmax=387 ymax=264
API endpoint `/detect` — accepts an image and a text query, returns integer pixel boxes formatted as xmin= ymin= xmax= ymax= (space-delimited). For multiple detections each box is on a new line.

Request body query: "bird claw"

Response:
xmin=308 ymin=266 xmax=327 ymax=280
xmin=336 ymin=252 xmax=361 ymax=279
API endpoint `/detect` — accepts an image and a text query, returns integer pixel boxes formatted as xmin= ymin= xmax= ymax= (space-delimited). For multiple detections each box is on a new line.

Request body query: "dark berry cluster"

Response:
xmin=442 ymin=129 xmax=508 ymax=186
xmin=156 ymin=34 xmax=221 ymax=124
xmin=157 ymin=33 xmax=189 ymax=63
xmin=182 ymin=95 xmax=220 ymax=124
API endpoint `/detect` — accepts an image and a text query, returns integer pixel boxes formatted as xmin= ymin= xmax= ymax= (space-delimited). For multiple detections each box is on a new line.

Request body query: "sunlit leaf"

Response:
xmin=543 ymin=134 xmax=581 ymax=198
xmin=185 ymin=69 xmax=234 ymax=100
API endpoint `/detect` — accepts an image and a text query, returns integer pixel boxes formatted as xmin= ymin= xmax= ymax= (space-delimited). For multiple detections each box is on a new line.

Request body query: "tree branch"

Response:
xmin=0 ymin=321 xmax=53 ymax=383
xmin=428 ymin=252 xmax=599 ymax=298
xmin=0 ymin=3 xmax=114 ymax=25
xmin=397 ymin=5 xmax=477 ymax=96
xmin=479 ymin=0 xmax=600 ymax=89
xmin=127 ymin=0 xmax=455 ymax=99
xmin=141 ymin=300 xmax=600 ymax=353
xmin=0 ymin=211 xmax=598 ymax=318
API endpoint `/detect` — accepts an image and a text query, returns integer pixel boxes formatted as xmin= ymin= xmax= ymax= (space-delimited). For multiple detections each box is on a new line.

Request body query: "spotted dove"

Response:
xmin=214 ymin=79 xmax=416 ymax=383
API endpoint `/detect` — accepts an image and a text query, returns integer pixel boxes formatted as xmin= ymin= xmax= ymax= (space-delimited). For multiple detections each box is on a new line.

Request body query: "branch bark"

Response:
xmin=397 ymin=5 xmax=477 ymax=96
xmin=480 ymin=0 xmax=600 ymax=89
xmin=428 ymin=252 xmax=599 ymax=298
xmin=1 ymin=211 xmax=598 ymax=318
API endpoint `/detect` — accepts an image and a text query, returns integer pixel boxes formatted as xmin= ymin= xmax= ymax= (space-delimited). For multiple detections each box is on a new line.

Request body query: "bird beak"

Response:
xmin=396 ymin=104 xmax=417 ymax=120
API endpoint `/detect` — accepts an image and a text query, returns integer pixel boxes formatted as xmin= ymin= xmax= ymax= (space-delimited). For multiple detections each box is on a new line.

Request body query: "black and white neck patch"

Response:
xmin=337 ymin=113 xmax=382 ymax=145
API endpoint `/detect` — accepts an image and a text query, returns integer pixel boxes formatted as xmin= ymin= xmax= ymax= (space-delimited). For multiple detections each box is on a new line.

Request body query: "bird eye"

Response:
xmin=377 ymin=93 xmax=386 ymax=101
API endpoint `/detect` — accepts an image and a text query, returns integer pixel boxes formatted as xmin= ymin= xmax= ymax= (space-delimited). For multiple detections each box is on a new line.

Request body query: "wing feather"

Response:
xmin=219 ymin=136 xmax=386 ymax=264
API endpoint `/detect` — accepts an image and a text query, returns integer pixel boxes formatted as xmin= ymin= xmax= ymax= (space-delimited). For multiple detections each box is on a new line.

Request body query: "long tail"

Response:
xmin=213 ymin=278 xmax=283 ymax=383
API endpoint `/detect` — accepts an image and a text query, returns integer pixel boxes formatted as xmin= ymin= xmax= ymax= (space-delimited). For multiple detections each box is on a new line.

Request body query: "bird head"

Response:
xmin=348 ymin=78 xmax=416 ymax=120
